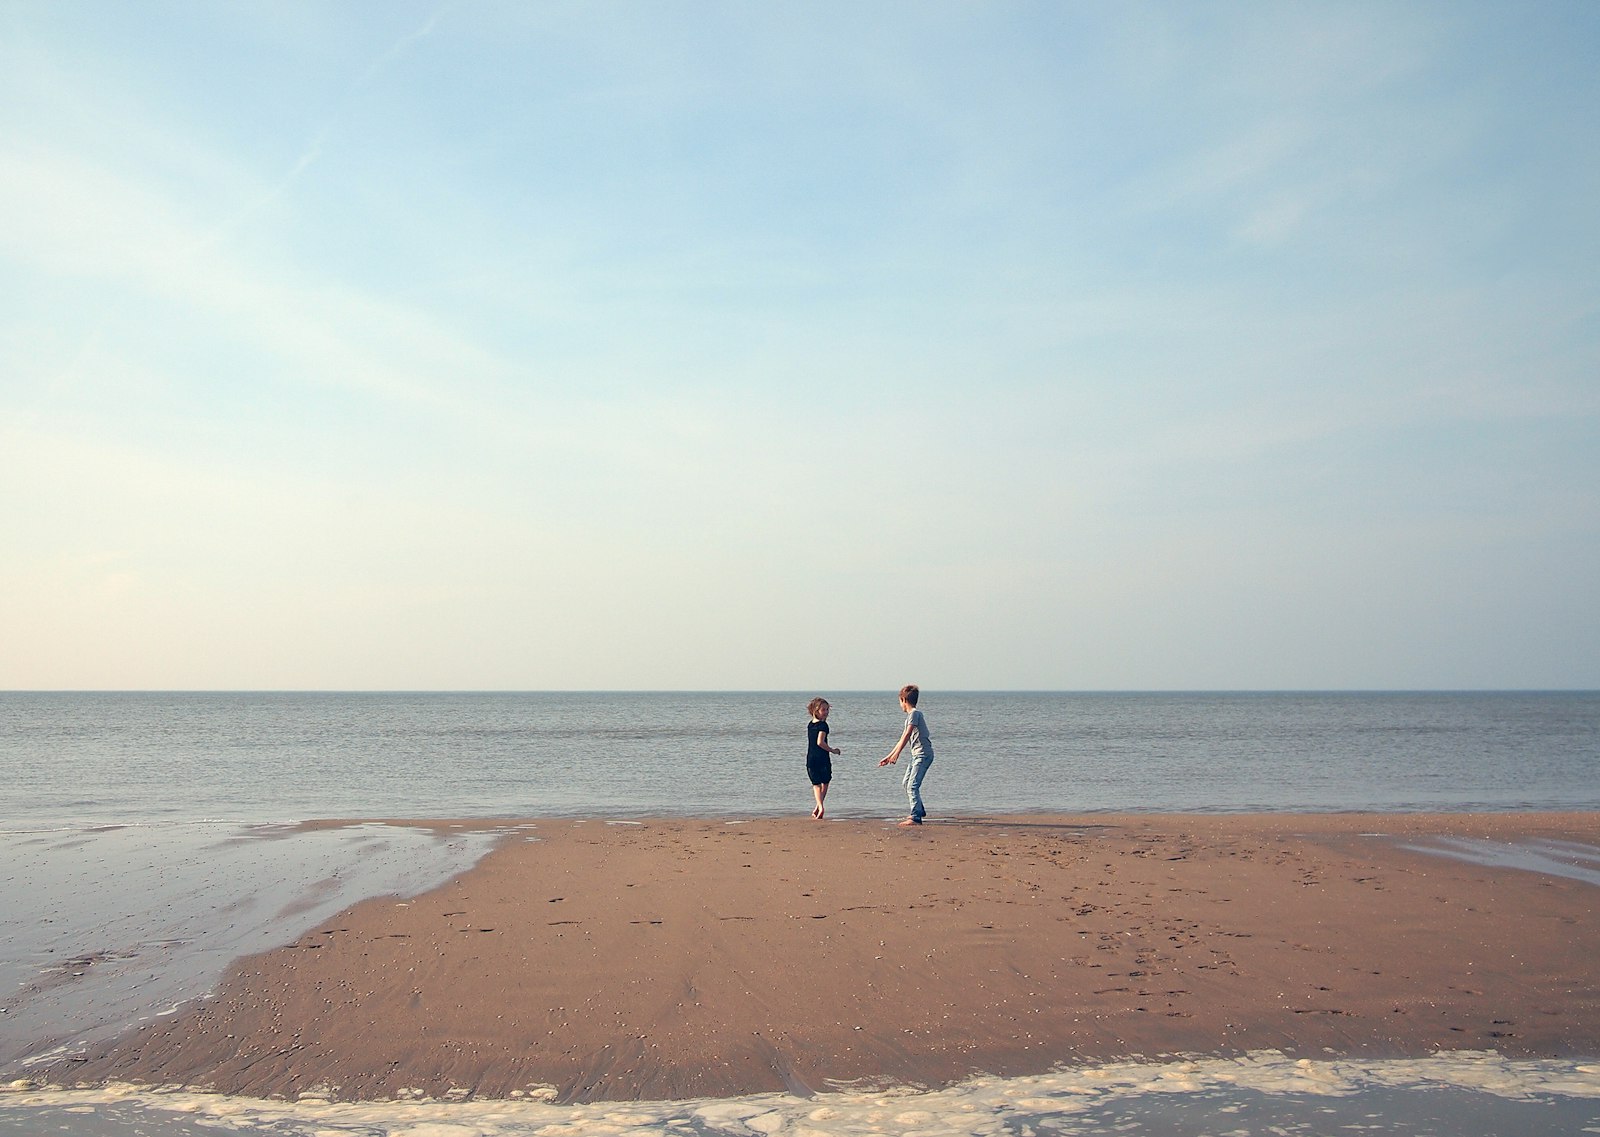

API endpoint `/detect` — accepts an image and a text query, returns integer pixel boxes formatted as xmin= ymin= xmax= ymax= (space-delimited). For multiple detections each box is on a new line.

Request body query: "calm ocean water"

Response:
xmin=2 ymin=691 xmax=1599 ymax=828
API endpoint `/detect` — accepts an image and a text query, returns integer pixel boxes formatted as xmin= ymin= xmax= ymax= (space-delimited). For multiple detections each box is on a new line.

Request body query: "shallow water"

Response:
xmin=1401 ymin=835 xmax=1600 ymax=885
xmin=0 ymin=823 xmax=504 ymax=1073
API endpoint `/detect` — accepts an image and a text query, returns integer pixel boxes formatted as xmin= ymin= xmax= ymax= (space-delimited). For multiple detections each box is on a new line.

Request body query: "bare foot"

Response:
xmin=897 ymin=817 xmax=920 ymax=827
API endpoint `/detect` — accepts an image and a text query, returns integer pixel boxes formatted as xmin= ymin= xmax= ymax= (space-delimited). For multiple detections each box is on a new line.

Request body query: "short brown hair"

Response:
xmin=807 ymin=696 xmax=830 ymax=718
xmin=899 ymin=684 xmax=919 ymax=706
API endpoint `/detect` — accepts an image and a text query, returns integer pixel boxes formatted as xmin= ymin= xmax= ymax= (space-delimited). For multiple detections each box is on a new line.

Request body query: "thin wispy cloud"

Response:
xmin=351 ymin=3 xmax=451 ymax=91
xmin=199 ymin=5 xmax=453 ymax=255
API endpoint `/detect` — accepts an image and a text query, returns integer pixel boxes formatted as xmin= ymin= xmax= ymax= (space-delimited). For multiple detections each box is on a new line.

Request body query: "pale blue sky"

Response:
xmin=2 ymin=1 xmax=1596 ymax=690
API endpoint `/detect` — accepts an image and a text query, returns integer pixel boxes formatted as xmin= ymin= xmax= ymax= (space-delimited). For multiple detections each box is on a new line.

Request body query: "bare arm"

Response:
xmin=818 ymin=729 xmax=841 ymax=755
xmin=879 ymin=722 xmax=914 ymax=766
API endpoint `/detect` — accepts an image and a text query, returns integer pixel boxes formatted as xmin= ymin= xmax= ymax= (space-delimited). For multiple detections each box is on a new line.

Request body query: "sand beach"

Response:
xmin=29 ymin=811 xmax=1599 ymax=1105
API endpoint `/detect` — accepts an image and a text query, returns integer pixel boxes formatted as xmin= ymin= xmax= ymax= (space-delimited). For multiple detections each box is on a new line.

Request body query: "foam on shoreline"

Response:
xmin=5 ymin=1051 xmax=1600 ymax=1136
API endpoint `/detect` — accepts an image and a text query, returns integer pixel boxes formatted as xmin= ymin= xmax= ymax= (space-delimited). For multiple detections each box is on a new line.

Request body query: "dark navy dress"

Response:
xmin=806 ymin=719 xmax=833 ymax=786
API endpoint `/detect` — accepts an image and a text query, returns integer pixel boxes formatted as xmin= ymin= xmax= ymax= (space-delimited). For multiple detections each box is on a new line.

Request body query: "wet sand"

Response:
xmin=0 ymin=822 xmax=504 ymax=1074
xmin=38 ymin=812 xmax=1600 ymax=1103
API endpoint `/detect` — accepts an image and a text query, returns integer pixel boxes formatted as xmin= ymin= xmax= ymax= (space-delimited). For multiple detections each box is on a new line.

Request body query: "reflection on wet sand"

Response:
xmin=1401 ymin=836 xmax=1600 ymax=886
xmin=0 ymin=822 xmax=506 ymax=1072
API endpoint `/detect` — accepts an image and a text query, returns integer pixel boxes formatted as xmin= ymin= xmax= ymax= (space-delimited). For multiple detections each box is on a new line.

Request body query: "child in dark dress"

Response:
xmin=805 ymin=697 xmax=842 ymax=819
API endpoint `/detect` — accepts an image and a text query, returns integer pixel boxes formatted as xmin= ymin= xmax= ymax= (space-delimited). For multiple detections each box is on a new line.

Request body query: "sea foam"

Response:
xmin=4 ymin=1051 xmax=1600 ymax=1136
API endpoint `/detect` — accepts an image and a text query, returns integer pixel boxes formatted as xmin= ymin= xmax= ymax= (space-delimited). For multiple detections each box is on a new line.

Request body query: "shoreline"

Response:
xmin=26 ymin=811 xmax=1600 ymax=1104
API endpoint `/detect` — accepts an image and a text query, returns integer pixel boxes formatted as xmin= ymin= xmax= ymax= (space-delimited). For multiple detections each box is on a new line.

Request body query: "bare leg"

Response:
xmin=812 ymin=782 xmax=828 ymax=820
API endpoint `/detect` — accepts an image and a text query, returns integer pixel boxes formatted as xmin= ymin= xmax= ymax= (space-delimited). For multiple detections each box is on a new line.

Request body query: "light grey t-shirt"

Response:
xmin=905 ymin=708 xmax=933 ymax=761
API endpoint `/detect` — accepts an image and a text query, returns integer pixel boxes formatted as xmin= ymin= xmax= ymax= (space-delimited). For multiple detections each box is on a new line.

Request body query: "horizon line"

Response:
xmin=5 ymin=688 xmax=1597 ymax=696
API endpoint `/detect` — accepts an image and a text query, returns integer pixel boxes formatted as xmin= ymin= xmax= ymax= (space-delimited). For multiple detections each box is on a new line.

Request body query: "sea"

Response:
xmin=2 ymin=690 xmax=1599 ymax=1136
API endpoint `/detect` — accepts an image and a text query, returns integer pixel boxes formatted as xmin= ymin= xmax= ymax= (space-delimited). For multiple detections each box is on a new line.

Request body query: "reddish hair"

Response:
xmin=807 ymin=697 xmax=830 ymax=719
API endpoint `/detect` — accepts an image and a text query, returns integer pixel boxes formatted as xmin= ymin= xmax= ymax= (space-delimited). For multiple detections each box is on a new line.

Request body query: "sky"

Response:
xmin=2 ymin=1 xmax=1597 ymax=692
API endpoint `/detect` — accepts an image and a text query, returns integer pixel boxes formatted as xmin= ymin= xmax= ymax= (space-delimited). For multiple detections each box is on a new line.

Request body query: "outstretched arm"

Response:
xmin=879 ymin=722 xmax=914 ymax=766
